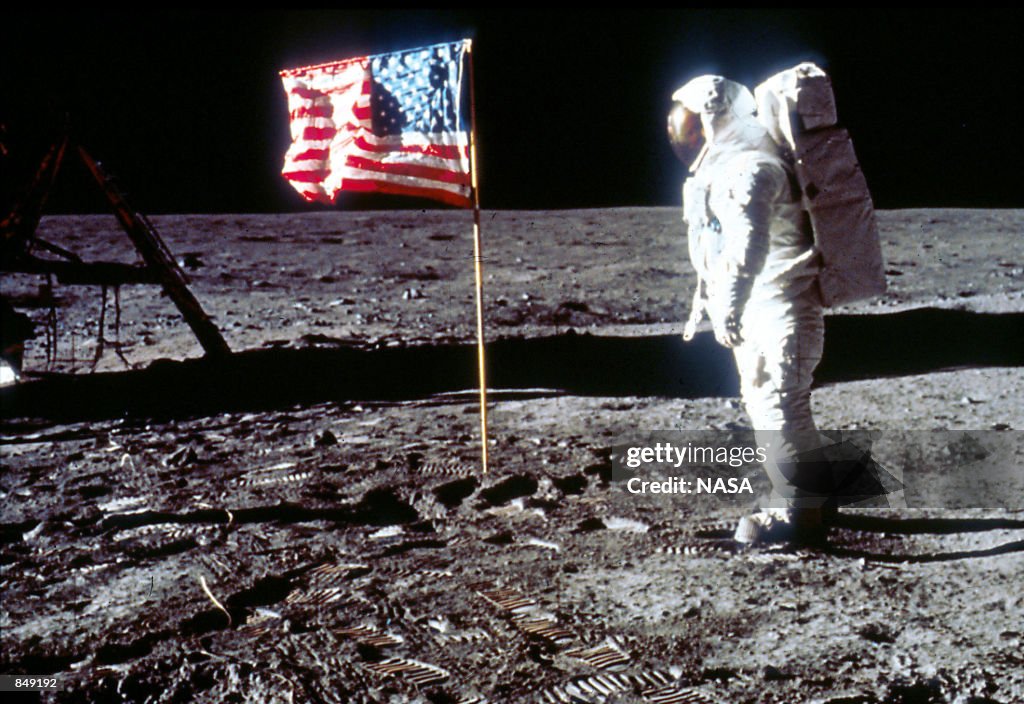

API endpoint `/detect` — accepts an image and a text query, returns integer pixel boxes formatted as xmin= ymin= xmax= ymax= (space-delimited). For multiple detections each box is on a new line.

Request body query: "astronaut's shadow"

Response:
xmin=814 ymin=306 xmax=1024 ymax=384
xmin=820 ymin=512 xmax=1024 ymax=563
xmin=495 ymin=306 xmax=1024 ymax=397
xmin=0 ymin=306 xmax=1021 ymax=424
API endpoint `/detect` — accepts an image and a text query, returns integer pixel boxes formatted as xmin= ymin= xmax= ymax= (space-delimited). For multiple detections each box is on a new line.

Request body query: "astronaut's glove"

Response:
xmin=682 ymin=307 xmax=703 ymax=342
xmin=712 ymin=311 xmax=743 ymax=348
xmin=682 ymin=318 xmax=698 ymax=342
xmin=682 ymin=282 xmax=706 ymax=342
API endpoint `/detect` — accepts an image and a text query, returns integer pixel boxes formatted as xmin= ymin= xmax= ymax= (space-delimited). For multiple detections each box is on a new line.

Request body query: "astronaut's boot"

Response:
xmin=733 ymin=506 xmax=830 ymax=546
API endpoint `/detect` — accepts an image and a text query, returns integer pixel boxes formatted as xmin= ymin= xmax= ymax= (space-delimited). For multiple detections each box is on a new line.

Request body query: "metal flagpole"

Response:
xmin=465 ymin=39 xmax=489 ymax=474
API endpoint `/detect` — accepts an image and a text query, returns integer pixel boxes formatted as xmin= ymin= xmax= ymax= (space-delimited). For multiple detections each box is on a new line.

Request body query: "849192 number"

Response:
xmin=1 ymin=675 xmax=61 ymax=691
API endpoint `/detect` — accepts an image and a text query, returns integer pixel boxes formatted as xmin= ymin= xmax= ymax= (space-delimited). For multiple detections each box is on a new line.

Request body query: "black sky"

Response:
xmin=2 ymin=9 xmax=1021 ymax=214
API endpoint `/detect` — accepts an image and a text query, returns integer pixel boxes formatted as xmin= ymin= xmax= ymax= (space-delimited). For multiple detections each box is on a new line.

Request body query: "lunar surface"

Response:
xmin=2 ymin=208 xmax=1023 ymax=703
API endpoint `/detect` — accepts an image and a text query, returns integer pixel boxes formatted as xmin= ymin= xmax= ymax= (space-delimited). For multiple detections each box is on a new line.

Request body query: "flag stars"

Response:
xmin=368 ymin=45 xmax=463 ymax=136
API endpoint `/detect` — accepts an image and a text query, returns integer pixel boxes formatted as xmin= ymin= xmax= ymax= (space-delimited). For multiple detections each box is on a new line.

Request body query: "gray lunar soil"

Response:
xmin=1 ymin=208 xmax=1023 ymax=703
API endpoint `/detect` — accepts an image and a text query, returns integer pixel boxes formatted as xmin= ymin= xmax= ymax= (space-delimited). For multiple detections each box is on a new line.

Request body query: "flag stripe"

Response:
xmin=344 ymin=155 xmax=472 ymax=186
xmin=352 ymin=135 xmax=467 ymax=160
xmin=339 ymin=179 xmax=472 ymax=207
xmin=281 ymin=59 xmax=366 ymax=78
xmin=346 ymin=144 xmax=466 ymax=174
xmin=302 ymin=126 xmax=338 ymax=141
xmin=289 ymin=81 xmax=364 ymax=99
xmin=292 ymin=148 xmax=330 ymax=162
xmin=283 ymin=169 xmax=330 ymax=183
xmin=335 ymin=168 xmax=469 ymax=198
xmin=291 ymin=106 xmax=334 ymax=120
xmin=358 ymin=130 xmax=468 ymax=149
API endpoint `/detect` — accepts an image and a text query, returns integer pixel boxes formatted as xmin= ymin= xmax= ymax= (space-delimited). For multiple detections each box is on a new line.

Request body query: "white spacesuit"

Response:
xmin=670 ymin=75 xmax=829 ymax=542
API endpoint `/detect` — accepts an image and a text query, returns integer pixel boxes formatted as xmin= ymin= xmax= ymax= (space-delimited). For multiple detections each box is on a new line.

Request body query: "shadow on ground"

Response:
xmin=697 ymin=514 xmax=1024 ymax=563
xmin=2 ymin=308 xmax=1021 ymax=423
xmin=824 ymin=536 xmax=1024 ymax=564
xmin=825 ymin=514 xmax=1024 ymax=564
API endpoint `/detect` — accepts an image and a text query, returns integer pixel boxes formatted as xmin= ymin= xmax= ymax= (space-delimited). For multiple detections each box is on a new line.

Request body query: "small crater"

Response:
xmin=575 ymin=517 xmax=606 ymax=533
xmin=583 ymin=462 xmax=612 ymax=483
xmin=78 ymin=484 xmax=113 ymax=499
xmin=433 ymin=477 xmax=478 ymax=509
xmin=379 ymin=539 xmax=447 ymax=556
xmin=181 ymin=608 xmax=245 ymax=636
xmin=355 ymin=488 xmax=419 ymax=525
xmin=477 ymin=475 xmax=538 ymax=507
xmin=702 ymin=666 xmax=741 ymax=681
xmin=227 ymin=576 xmax=293 ymax=608
xmin=483 ymin=531 xmax=515 ymax=545
xmin=95 ymin=634 xmax=161 ymax=665
xmin=552 ymin=473 xmax=587 ymax=495
xmin=858 ymin=623 xmax=897 ymax=644
xmin=10 ymin=652 xmax=81 ymax=675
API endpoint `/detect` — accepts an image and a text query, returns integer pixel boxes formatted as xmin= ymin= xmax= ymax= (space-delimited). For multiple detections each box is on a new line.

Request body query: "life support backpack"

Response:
xmin=754 ymin=63 xmax=886 ymax=307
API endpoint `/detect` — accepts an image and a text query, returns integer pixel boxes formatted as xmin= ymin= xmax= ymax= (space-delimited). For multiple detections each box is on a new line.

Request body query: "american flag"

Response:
xmin=280 ymin=41 xmax=472 ymax=207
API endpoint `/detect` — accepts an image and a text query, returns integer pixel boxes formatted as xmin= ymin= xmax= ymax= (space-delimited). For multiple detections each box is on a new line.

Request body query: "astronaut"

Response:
xmin=669 ymin=75 xmax=831 ymax=544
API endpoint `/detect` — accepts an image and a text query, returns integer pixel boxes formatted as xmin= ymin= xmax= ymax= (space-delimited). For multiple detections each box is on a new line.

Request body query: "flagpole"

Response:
xmin=466 ymin=39 xmax=489 ymax=475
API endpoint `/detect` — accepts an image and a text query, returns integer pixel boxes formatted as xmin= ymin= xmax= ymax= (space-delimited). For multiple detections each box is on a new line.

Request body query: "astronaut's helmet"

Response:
xmin=668 ymin=75 xmax=756 ymax=167
xmin=666 ymin=102 xmax=704 ymax=168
